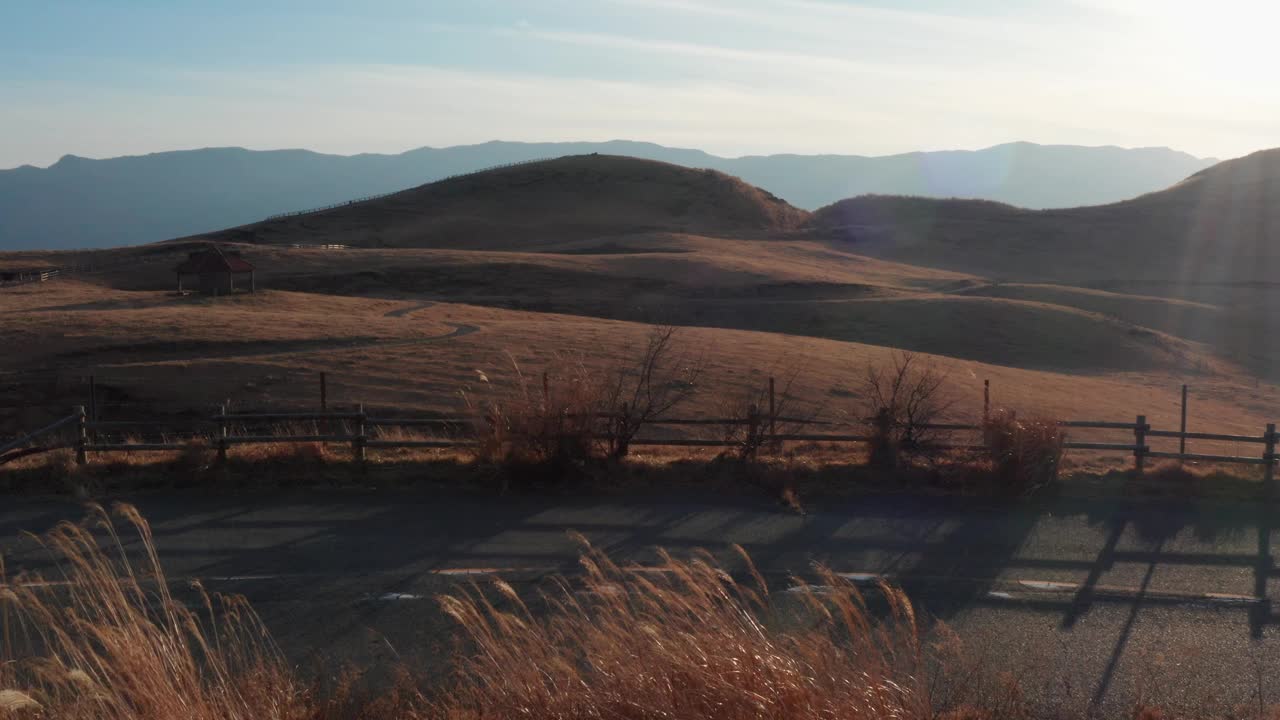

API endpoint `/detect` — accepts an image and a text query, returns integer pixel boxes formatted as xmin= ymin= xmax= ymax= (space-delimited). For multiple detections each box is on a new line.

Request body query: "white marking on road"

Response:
xmin=1018 ymin=579 xmax=1078 ymax=592
xmin=1201 ymin=592 xmax=1260 ymax=605
xmin=987 ymin=591 xmax=1014 ymax=600
xmin=837 ymin=572 xmax=883 ymax=584
xmin=378 ymin=593 xmax=424 ymax=601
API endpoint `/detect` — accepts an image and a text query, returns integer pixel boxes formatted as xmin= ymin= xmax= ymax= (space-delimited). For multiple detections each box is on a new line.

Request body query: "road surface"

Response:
xmin=4 ymin=489 xmax=1280 ymax=716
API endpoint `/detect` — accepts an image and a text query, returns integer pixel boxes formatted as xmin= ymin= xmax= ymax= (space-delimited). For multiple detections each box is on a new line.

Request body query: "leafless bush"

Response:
xmin=467 ymin=329 xmax=701 ymax=468
xmin=718 ymin=369 xmax=808 ymax=460
xmin=176 ymin=436 xmax=214 ymax=471
xmin=600 ymin=326 xmax=703 ymax=459
xmin=466 ymin=355 xmax=603 ymax=468
xmin=861 ymin=352 xmax=954 ymax=469
xmin=981 ymin=410 xmax=1064 ymax=495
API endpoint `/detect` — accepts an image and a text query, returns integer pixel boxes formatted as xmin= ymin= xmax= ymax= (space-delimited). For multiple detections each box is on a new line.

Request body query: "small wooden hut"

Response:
xmin=174 ymin=247 xmax=255 ymax=295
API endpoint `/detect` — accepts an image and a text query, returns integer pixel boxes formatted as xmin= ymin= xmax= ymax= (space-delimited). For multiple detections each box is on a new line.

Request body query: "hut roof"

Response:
xmin=175 ymin=247 xmax=254 ymax=274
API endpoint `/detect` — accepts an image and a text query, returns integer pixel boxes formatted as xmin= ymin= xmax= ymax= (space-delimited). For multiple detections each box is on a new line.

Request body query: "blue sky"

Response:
xmin=3 ymin=0 xmax=1278 ymax=168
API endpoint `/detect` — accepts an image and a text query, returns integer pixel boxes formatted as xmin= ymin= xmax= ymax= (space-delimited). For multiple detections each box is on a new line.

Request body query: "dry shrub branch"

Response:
xmin=862 ymin=351 xmax=954 ymax=469
xmin=600 ymin=326 xmax=703 ymax=459
xmin=981 ymin=409 xmax=1065 ymax=495
xmin=467 ymin=327 xmax=702 ymax=469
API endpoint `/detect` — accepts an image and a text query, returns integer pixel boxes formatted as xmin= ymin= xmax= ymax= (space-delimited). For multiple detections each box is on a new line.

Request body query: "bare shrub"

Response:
xmin=44 ymin=447 xmax=79 ymax=479
xmin=467 ymin=355 xmax=603 ymax=468
xmin=861 ymin=352 xmax=953 ymax=469
xmin=981 ymin=410 xmax=1064 ymax=495
xmin=176 ymin=436 xmax=214 ymax=471
xmin=599 ymin=326 xmax=702 ymax=459
xmin=291 ymin=440 xmax=329 ymax=464
xmin=717 ymin=370 xmax=806 ymax=460
xmin=467 ymin=329 xmax=701 ymax=468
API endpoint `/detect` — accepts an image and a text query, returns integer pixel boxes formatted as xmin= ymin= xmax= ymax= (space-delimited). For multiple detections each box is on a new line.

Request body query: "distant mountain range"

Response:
xmin=0 ymin=140 xmax=1216 ymax=250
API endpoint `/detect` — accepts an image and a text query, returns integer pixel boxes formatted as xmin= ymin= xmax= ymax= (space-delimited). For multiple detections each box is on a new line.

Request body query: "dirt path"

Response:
xmin=384 ymin=301 xmax=438 ymax=318
xmin=90 ymin=322 xmax=481 ymax=369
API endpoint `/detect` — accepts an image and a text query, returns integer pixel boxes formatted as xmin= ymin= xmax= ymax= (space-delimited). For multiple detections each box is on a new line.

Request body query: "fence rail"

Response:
xmin=0 ymin=412 xmax=79 ymax=458
xmin=12 ymin=399 xmax=1274 ymax=488
xmin=0 ymin=269 xmax=61 ymax=288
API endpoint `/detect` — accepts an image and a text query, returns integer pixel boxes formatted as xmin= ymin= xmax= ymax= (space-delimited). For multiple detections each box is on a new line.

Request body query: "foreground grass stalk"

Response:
xmin=0 ymin=504 xmax=306 ymax=720
xmin=0 ymin=505 xmax=1031 ymax=719
xmin=436 ymin=537 xmax=944 ymax=720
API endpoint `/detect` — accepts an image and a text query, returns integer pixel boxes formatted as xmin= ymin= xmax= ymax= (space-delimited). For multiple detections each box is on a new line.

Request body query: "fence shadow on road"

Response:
xmin=4 ymin=458 xmax=1280 ymax=702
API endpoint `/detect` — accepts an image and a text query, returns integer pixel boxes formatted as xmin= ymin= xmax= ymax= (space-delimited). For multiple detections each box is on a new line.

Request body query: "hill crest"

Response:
xmin=194 ymin=154 xmax=810 ymax=249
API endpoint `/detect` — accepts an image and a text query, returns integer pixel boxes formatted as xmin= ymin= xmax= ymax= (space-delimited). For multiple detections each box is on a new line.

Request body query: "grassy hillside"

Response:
xmin=188 ymin=155 xmax=809 ymax=250
xmin=812 ymin=149 xmax=1280 ymax=296
xmin=3 ymin=277 xmax=1268 ymax=441
xmin=9 ymin=237 xmax=1205 ymax=375
xmin=6 ymin=152 xmax=1280 ymax=443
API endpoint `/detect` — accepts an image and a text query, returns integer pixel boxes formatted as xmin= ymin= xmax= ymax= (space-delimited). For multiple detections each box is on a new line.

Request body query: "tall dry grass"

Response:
xmin=435 ymin=538 xmax=971 ymax=720
xmin=981 ymin=410 xmax=1065 ymax=495
xmin=0 ymin=504 xmax=307 ymax=720
xmin=0 ymin=506 xmax=1043 ymax=720
xmin=466 ymin=356 xmax=604 ymax=468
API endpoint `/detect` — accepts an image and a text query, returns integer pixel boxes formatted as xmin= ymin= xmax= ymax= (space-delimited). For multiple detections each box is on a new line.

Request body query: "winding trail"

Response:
xmin=89 ymin=322 xmax=481 ymax=369
xmin=383 ymin=301 xmax=438 ymax=318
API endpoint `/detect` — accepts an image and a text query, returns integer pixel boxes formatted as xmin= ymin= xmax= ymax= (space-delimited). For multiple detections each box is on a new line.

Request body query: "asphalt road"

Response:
xmin=4 ymin=490 xmax=1280 ymax=717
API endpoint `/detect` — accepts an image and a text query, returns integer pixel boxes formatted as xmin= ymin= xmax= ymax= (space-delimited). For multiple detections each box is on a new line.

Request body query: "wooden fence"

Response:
xmin=4 ymin=402 xmax=1278 ymax=485
xmin=0 ymin=269 xmax=60 ymax=288
xmin=263 ymin=193 xmax=404 ymax=221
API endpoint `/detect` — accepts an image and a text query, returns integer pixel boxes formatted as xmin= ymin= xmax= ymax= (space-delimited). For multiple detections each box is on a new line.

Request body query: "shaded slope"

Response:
xmin=191 ymin=155 xmax=809 ymax=249
xmin=957 ymin=284 xmax=1223 ymax=344
xmin=812 ymin=148 xmax=1280 ymax=293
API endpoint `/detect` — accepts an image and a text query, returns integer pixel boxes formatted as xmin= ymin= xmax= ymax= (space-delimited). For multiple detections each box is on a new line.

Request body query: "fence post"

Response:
xmin=217 ymin=404 xmax=228 ymax=464
xmin=354 ymin=403 xmax=367 ymax=462
xmin=983 ymin=379 xmax=990 ymax=423
xmin=768 ymin=377 xmax=777 ymax=445
xmin=1265 ymin=423 xmax=1276 ymax=493
xmin=88 ymin=375 xmax=97 ymax=422
xmin=747 ymin=404 xmax=760 ymax=459
xmin=615 ymin=402 xmax=628 ymax=458
xmin=1134 ymin=415 xmax=1147 ymax=476
xmin=1180 ymin=384 xmax=1188 ymax=460
xmin=75 ymin=405 xmax=87 ymax=465
xmin=319 ymin=372 xmax=329 ymax=436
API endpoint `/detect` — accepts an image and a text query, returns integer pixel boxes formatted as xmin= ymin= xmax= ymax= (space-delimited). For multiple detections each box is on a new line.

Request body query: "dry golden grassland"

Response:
xmin=5 ymin=262 xmax=1280 ymax=455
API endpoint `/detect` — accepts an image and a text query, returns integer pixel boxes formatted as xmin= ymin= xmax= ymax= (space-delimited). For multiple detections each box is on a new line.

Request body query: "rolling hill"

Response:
xmin=192 ymin=155 xmax=809 ymax=249
xmin=6 ymin=150 xmax=1280 ymax=440
xmin=813 ymin=148 xmax=1280 ymax=294
xmin=0 ymin=140 xmax=1214 ymax=250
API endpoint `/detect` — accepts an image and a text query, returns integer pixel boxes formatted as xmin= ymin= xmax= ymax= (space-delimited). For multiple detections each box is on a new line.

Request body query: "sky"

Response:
xmin=3 ymin=0 xmax=1279 ymax=169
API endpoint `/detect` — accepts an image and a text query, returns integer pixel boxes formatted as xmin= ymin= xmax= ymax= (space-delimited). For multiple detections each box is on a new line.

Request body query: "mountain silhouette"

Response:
xmin=0 ymin=140 xmax=1214 ymax=250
